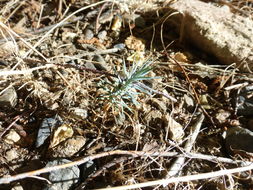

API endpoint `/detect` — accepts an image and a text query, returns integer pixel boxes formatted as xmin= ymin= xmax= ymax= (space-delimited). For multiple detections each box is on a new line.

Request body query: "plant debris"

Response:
xmin=0 ymin=0 xmax=253 ymax=189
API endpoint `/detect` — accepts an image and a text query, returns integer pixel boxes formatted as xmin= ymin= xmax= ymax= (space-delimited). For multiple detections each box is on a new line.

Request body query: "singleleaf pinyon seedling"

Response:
xmin=100 ymin=59 xmax=160 ymax=117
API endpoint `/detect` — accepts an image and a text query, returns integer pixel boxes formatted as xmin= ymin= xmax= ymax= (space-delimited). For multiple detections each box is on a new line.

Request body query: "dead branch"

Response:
xmin=0 ymin=149 xmax=252 ymax=185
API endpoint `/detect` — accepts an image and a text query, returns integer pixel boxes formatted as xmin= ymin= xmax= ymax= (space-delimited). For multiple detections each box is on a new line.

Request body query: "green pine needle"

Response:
xmin=101 ymin=59 xmax=160 ymax=114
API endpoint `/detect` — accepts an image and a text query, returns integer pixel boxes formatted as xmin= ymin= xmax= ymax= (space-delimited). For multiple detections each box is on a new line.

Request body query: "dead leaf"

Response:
xmin=142 ymin=141 xmax=159 ymax=152
xmin=215 ymin=109 xmax=231 ymax=124
xmin=127 ymin=51 xmax=145 ymax=64
xmin=50 ymin=124 xmax=74 ymax=148
xmin=199 ymin=94 xmax=212 ymax=110
xmin=164 ymin=114 xmax=184 ymax=142
xmin=174 ymin=52 xmax=188 ymax=63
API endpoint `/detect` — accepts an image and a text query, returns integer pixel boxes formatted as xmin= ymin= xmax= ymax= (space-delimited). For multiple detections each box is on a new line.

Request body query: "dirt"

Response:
xmin=0 ymin=0 xmax=253 ymax=189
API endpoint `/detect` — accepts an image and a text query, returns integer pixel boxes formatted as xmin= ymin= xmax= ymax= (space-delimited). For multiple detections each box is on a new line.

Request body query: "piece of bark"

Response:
xmin=166 ymin=0 xmax=253 ymax=72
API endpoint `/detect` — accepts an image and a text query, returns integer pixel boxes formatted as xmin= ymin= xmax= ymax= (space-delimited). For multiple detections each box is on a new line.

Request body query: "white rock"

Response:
xmin=4 ymin=130 xmax=20 ymax=144
xmin=5 ymin=149 xmax=19 ymax=161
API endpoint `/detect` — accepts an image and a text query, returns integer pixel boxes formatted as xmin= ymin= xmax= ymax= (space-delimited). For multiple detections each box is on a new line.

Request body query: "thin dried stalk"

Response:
xmin=97 ymin=163 xmax=253 ymax=190
xmin=0 ymin=149 xmax=251 ymax=185
xmin=166 ymin=113 xmax=204 ymax=177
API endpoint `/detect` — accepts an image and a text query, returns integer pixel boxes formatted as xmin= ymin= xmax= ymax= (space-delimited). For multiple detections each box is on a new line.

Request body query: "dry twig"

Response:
xmin=166 ymin=113 xmax=204 ymax=177
xmin=0 ymin=149 xmax=251 ymax=185
xmin=96 ymin=163 xmax=253 ymax=190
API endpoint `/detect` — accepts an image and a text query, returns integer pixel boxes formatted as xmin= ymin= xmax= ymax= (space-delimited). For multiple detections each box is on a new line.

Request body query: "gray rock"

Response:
xmin=93 ymin=55 xmax=109 ymax=71
xmin=83 ymin=28 xmax=94 ymax=40
xmin=236 ymin=85 xmax=253 ymax=116
xmin=11 ymin=183 xmax=24 ymax=190
xmin=134 ymin=15 xmax=146 ymax=28
xmin=168 ymin=0 xmax=253 ymax=72
xmin=225 ymin=126 xmax=253 ymax=155
xmin=36 ymin=115 xmax=63 ymax=147
xmin=5 ymin=148 xmax=19 ymax=162
xmin=0 ymin=86 xmax=17 ymax=108
xmin=113 ymin=43 xmax=125 ymax=50
xmin=84 ymin=62 xmax=97 ymax=70
xmin=247 ymin=119 xmax=253 ymax=131
xmin=123 ymin=13 xmax=145 ymax=28
xmin=97 ymin=30 xmax=107 ymax=41
xmin=79 ymin=161 xmax=96 ymax=180
xmin=43 ymin=159 xmax=80 ymax=190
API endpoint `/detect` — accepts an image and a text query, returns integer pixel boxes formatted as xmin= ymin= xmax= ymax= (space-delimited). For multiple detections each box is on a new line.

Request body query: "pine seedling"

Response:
xmin=101 ymin=59 xmax=160 ymax=115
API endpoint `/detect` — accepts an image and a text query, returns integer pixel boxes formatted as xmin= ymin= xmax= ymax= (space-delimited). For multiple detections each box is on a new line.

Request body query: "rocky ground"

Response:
xmin=0 ymin=0 xmax=253 ymax=189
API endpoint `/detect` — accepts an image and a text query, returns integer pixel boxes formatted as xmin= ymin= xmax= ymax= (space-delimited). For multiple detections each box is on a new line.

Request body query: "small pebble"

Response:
xmin=0 ymin=86 xmax=17 ymax=108
xmin=51 ymin=136 xmax=86 ymax=157
xmin=84 ymin=62 xmax=97 ymax=70
xmin=5 ymin=149 xmax=19 ymax=161
xmin=134 ymin=15 xmax=146 ymax=28
xmin=247 ymin=119 xmax=253 ymax=131
xmin=4 ymin=130 xmax=21 ymax=145
xmin=72 ymin=108 xmax=88 ymax=120
xmin=36 ymin=115 xmax=63 ymax=147
xmin=235 ymin=85 xmax=253 ymax=116
xmin=97 ymin=30 xmax=107 ymax=41
xmin=11 ymin=183 xmax=24 ymax=190
xmin=83 ymin=28 xmax=94 ymax=40
xmin=93 ymin=55 xmax=110 ymax=71
xmin=113 ymin=43 xmax=125 ymax=50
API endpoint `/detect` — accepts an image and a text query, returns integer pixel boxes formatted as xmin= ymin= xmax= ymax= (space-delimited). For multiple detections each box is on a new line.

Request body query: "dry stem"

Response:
xmin=0 ymin=149 xmax=251 ymax=185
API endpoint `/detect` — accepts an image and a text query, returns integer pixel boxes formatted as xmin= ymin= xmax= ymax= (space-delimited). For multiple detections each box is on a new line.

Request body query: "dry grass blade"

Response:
xmin=0 ymin=0 xmax=252 ymax=189
xmin=0 ymin=64 xmax=55 ymax=76
xmin=0 ymin=21 xmax=48 ymax=61
xmin=96 ymin=163 xmax=253 ymax=190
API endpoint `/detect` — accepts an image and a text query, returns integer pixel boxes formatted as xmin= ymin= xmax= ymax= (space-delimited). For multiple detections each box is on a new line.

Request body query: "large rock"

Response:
xmin=167 ymin=0 xmax=253 ymax=71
